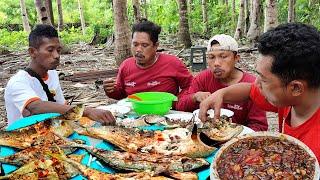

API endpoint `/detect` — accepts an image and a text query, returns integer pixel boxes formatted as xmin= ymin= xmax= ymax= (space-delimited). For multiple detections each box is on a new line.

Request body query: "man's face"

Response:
xmin=255 ymin=55 xmax=293 ymax=107
xmin=207 ymin=44 xmax=239 ymax=79
xmin=30 ymin=37 xmax=62 ymax=70
xmin=131 ymin=32 xmax=158 ymax=67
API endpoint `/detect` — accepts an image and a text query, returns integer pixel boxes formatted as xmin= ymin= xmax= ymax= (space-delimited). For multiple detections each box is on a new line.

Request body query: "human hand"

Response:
xmin=103 ymin=77 xmax=116 ymax=93
xmin=192 ymin=92 xmax=211 ymax=103
xmin=83 ymin=107 xmax=116 ymax=125
xmin=198 ymin=90 xmax=224 ymax=122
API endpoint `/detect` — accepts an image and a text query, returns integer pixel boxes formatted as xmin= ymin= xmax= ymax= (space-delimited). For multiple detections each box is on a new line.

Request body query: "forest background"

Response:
xmin=0 ymin=0 xmax=319 ymax=61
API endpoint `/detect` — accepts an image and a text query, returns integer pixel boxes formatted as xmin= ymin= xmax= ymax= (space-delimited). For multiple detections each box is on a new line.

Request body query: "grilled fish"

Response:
xmin=75 ymin=126 xmax=216 ymax=158
xmin=77 ymin=147 xmax=209 ymax=173
xmin=50 ymin=153 xmax=173 ymax=180
xmin=201 ymin=115 xmax=243 ymax=142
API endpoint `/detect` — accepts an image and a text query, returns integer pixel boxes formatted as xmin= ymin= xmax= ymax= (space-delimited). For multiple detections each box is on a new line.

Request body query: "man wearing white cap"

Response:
xmin=176 ymin=34 xmax=268 ymax=131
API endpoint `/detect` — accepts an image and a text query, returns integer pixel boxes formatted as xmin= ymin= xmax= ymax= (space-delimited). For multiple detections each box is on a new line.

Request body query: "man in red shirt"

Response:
xmin=176 ymin=34 xmax=267 ymax=131
xmin=199 ymin=23 xmax=320 ymax=162
xmin=103 ymin=20 xmax=193 ymax=100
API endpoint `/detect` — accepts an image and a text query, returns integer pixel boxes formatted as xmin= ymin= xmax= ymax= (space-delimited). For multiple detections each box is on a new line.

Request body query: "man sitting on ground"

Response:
xmin=199 ymin=23 xmax=320 ymax=161
xmin=176 ymin=34 xmax=267 ymax=131
xmin=103 ymin=20 xmax=193 ymax=103
xmin=5 ymin=24 xmax=115 ymax=125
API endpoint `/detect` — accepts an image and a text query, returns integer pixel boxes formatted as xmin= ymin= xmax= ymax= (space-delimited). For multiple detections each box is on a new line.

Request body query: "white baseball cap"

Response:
xmin=207 ymin=34 xmax=238 ymax=52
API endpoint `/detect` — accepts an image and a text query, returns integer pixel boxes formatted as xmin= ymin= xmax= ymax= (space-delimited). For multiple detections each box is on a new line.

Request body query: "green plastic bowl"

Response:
xmin=128 ymin=92 xmax=177 ymax=115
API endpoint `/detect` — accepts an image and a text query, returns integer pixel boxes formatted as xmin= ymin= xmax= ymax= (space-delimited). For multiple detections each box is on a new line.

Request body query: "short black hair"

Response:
xmin=29 ymin=24 xmax=58 ymax=48
xmin=132 ymin=19 xmax=161 ymax=45
xmin=257 ymin=23 xmax=320 ymax=88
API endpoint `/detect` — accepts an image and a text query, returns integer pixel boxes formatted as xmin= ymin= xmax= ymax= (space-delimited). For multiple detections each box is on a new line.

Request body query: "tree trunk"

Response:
xmin=77 ymin=0 xmax=85 ymax=35
xmin=244 ymin=0 xmax=250 ymax=34
xmin=201 ymin=0 xmax=208 ymax=34
xmin=264 ymin=0 xmax=278 ymax=32
xmin=288 ymin=0 xmax=296 ymax=23
xmin=113 ymin=0 xmax=132 ymax=66
xmin=232 ymin=0 xmax=236 ymax=24
xmin=132 ymin=0 xmax=141 ymax=22
xmin=20 ymin=0 xmax=31 ymax=32
xmin=177 ymin=0 xmax=192 ymax=48
xmin=234 ymin=0 xmax=245 ymax=40
xmin=187 ymin=0 xmax=193 ymax=14
xmin=34 ymin=0 xmax=51 ymax=25
xmin=45 ymin=0 xmax=54 ymax=25
xmin=246 ymin=0 xmax=261 ymax=42
xmin=56 ymin=0 xmax=63 ymax=31
xmin=141 ymin=0 xmax=148 ymax=19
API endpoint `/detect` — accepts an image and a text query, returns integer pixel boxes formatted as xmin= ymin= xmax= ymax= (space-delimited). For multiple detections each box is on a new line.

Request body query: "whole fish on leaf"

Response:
xmin=75 ymin=126 xmax=216 ymax=158
xmin=75 ymin=126 xmax=154 ymax=152
xmin=50 ymin=153 xmax=175 ymax=180
xmin=200 ymin=115 xmax=243 ymax=142
xmin=72 ymin=146 xmax=209 ymax=174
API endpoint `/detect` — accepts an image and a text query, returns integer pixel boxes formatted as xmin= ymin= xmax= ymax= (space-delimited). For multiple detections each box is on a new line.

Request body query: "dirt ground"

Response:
xmin=0 ymin=38 xmax=278 ymax=131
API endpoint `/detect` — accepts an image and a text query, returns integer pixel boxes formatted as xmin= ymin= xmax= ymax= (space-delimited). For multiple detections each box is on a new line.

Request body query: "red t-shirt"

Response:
xmin=250 ymin=84 xmax=320 ymax=162
xmin=106 ymin=53 xmax=193 ymax=101
xmin=176 ymin=69 xmax=268 ymax=131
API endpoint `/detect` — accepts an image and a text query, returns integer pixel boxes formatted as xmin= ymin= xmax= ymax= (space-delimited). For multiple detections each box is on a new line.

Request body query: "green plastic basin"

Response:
xmin=128 ymin=92 xmax=177 ymax=115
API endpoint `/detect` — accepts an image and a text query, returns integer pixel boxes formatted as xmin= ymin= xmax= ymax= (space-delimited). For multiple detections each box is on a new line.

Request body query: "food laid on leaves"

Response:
xmin=0 ymin=104 xmax=261 ymax=179
xmin=52 ymin=153 xmax=198 ymax=180
xmin=211 ymin=132 xmax=320 ymax=180
xmin=81 ymin=147 xmax=209 ymax=174
xmin=75 ymin=126 xmax=216 ymax=158
xmin=0 ymin=105 xmax=212 ymax=179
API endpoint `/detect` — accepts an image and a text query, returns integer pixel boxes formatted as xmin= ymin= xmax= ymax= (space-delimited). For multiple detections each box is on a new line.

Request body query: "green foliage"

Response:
xmin=278 ymin=0 xmax=320 ymax=29
xmin=59 ymin=26 xmax=94 ymax=45
xmin=207 ymin=4 xmax=235 ymax=36
xmin=147 ymin=1 xmax=179 ymax=34
xmin=0 ymin=27 xmax=94 ymax=50
xmin=0 ymin=0 xmax=320 ymax=51
xmin=0 ymin=29 xmax=28 ymax=50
